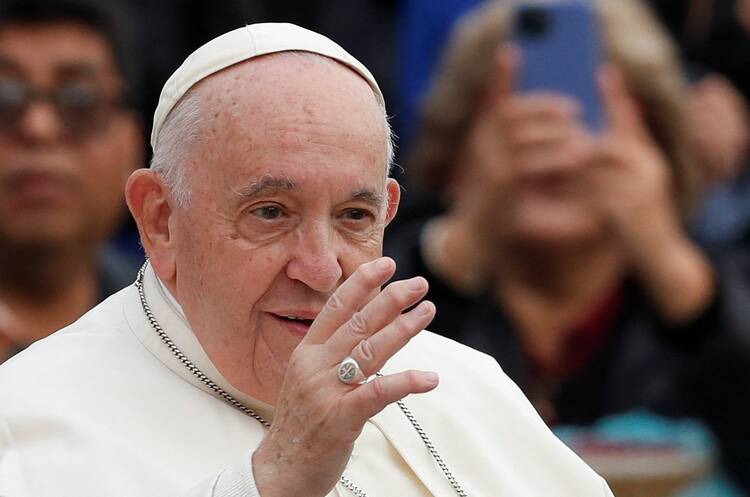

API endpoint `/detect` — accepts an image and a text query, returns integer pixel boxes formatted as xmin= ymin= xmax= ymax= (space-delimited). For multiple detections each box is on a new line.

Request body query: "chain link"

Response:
xmin=135 ymin=262 xmax=468 ymax=496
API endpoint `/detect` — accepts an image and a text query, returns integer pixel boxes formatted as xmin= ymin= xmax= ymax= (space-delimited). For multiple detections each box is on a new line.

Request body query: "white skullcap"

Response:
xmin=150 ymin=23 xmax=384 ymax=149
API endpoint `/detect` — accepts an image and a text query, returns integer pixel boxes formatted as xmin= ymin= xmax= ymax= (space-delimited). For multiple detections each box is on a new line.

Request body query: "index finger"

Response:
xmin=480 ymin=44 xmax=520 ymax=113
xmin=304 ymin=257 xmax=396 ymax=344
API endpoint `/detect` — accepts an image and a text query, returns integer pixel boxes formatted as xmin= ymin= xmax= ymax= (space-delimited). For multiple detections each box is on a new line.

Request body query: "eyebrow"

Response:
xmin=233 ymin=176 xmax=299 ymax=200
xmin=232 ymin=176 xmax=385 ymax=207
xmin=350 ymin=188 xmax=385 ymax=208
xmin=56 ymin=62 xmax=103 ymax=79
xmin=0 ymin=57 xmax=106 ymax=81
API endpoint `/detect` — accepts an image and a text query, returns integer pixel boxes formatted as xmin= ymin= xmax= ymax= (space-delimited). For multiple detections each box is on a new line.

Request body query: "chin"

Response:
xmin=0 ymin=217 xmax=89 ymax=250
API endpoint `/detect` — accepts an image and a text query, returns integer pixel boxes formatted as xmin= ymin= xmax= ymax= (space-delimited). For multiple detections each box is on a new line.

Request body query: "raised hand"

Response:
xmin=582 ymin=65 xmax=715 ymax=323
xmin=583 ymin=65 xmax=676 ymax=244
xmin=252 ymin=257 xmax=437 ymax=497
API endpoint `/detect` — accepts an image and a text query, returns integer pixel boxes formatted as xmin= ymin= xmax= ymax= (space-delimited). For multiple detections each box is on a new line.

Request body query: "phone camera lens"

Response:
xmin=518 ymin=7 xmax=549 ymax=36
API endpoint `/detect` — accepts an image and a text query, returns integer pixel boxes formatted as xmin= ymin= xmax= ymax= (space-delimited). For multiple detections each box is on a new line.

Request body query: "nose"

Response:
xmin=285 ymin=221 xmax=344 ymax=294
xmin=16 ymin=100 xmax=65 ymax=144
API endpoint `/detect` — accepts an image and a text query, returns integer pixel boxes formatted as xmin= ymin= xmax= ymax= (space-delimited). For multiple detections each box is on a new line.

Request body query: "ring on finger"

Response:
xmin=337 ymin=356 xmax=366 ymax=385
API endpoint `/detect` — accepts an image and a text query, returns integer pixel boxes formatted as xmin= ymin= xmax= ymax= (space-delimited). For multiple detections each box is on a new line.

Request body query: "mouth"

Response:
xmin=2 ymin=170 xmax=78 ymax=203
xmin=269 ymin=313 xmax=316 ymax=337
xmin=520 ymin=173 xmax=579 ymax=198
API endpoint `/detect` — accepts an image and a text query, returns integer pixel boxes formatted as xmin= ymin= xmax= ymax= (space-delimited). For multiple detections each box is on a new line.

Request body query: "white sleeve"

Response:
xmin=181 ymin=451 xmax=262 ymax=497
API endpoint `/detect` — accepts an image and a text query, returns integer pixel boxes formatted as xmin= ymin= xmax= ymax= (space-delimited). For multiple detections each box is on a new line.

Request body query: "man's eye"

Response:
xmin=57 ymin=84 xmax=100 ymax=110
xmin=251 ymin=205 xmax=284 ymax=220
xmin=343 ymin=209 xmax=374 ymax=221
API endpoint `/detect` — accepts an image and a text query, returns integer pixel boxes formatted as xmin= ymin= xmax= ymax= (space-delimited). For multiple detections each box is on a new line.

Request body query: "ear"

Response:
xmin=385 ymin=178 xmax=401 ymax=227
xmin=125 ymin=169 xmax=176 ymax=281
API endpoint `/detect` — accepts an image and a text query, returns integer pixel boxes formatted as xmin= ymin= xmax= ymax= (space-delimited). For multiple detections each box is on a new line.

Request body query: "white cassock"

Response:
xmin=0 ymin=265 xmax=614 ymax=497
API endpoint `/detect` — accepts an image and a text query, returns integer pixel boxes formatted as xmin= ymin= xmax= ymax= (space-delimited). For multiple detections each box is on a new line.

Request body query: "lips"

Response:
xmin=273 ymin=314 xmax=315 ymax=326
xmin=268 ymin=311 xmax=319 ymax=337
xmin=1 ymin=169 xmax=78 ymax=203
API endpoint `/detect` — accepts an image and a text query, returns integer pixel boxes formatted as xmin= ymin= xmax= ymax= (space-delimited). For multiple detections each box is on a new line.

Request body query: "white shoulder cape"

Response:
xmin=0 ymin=265 xmax=613 ymax=497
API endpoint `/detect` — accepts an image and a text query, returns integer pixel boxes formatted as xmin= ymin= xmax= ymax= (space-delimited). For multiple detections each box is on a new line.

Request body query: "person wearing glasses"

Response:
xmin=0 ymin=0 xmax=143 ymax=362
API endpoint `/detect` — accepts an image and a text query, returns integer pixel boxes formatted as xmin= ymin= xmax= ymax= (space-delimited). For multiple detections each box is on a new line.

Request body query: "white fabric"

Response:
xmin=150 ymin=22 xmax=383 ymax=149
xmin=0 ymin=264 xmax=614 ymax=496
xmin=182 ymin=453 xmax=261 ymax=497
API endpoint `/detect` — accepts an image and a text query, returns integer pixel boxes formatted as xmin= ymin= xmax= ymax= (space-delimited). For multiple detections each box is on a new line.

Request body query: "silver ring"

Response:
xmin=337 ymin=356 xmax=365 ymax=385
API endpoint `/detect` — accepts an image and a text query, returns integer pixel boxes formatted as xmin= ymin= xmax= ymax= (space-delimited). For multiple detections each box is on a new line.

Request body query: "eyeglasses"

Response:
xmin=0 ymin=79 xmax=124 ymax=137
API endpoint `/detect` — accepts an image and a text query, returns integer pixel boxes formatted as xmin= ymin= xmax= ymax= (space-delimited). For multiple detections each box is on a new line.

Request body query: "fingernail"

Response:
xmin=425 ymin=372 xmax=439 ymax=386
xmin=376 ymin=258 xmax=392 ymax=272
xmin=409 ymin=277 xmax=425 ymax=292
xmin=416 ymin=301 xmax=433 ymax=316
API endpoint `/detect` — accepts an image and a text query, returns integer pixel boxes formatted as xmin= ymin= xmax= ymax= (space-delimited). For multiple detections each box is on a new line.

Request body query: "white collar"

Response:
xmin=124 ymin=262 xmax=276 ymax=422
xmin=155 ymin=273 xmax=187 ymax=322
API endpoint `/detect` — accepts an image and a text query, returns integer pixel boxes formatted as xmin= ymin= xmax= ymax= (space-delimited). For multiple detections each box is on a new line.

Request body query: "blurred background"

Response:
xmin=1 ymin=1 xmax=750 ymax=496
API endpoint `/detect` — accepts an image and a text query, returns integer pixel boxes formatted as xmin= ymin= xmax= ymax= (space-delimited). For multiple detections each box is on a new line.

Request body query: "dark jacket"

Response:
xmin=386 ymin=220 xmax=750 ymax=492
xmin=0 ymin=248 xmax=140 ymax=363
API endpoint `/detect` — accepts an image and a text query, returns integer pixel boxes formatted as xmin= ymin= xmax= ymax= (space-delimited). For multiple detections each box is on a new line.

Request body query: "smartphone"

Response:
xmin=512 ymin=1 xmax=604 ymax=131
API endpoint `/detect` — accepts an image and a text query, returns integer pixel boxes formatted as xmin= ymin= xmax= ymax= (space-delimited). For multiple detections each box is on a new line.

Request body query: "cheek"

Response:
xmin=77 ymin=140 xmax=130 ymax=217
xmin=82 ymin=139 xmax=130 ymax=189
xmin=178 ymin=220 xmax=291 ymax=307
xmin=337 ymin=236 xmax=384 ymax=280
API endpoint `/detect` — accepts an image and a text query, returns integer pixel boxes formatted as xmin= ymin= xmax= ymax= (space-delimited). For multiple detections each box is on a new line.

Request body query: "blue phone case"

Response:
xmin=513 ymin=1 xmax=604 ymax=131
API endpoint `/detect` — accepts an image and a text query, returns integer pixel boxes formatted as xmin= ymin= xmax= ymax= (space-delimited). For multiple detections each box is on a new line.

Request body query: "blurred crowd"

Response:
xmin=1 ymin=0 xmax=750 ymax=496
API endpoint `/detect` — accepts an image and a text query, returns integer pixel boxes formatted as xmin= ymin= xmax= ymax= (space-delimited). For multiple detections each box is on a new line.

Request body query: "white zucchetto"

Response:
xmin=150 ymin=23 xmax=384 ymax=149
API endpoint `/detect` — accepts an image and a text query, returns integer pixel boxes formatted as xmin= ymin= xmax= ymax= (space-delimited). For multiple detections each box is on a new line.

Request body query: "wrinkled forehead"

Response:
xmin=182 ymin=55 xmax=388 ymax=184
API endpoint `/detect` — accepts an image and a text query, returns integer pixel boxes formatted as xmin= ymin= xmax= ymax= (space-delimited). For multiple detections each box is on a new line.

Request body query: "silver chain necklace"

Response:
xmin=134 ymin=262 xmax=467 ymax=497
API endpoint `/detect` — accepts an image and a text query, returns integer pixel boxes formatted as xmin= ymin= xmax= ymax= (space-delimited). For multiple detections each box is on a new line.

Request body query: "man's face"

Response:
xmin=0 ymin=22 xmax=139 ymax=252
xmin=167 ymin=56 xmax=397 ymax=392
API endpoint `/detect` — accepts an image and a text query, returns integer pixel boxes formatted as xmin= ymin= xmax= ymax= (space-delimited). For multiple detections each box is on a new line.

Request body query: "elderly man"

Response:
xmin=0 ymin=0 xmax=142 ymax=362
xmin=0 ymin=24 xmax=613 ymax=497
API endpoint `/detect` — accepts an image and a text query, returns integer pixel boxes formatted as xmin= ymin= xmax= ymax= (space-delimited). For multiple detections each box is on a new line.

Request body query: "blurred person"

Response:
xmin=0 ymin=23 xmax=615 ymax=497
xmin=0 ymin=0 xmax=143 ymax=362
xmin=394 ymin=0 xmax=750 ymax=240
xmin=687 ymin=74 xmax=750 ymax=244
xmin=386 ymin=0 xmax=750 ymax=491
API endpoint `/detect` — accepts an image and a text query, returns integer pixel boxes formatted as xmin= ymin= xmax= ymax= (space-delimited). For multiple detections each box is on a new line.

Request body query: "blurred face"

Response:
xmin=500 ymin=165 xmax=606 ymax=243
xmin=0 ymin=22 xmax=139 ymax=252
xmin=458 ymin=90 xmax=607 ymax=245
xmin=165 ymin=56 xmax=397 ymax=387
